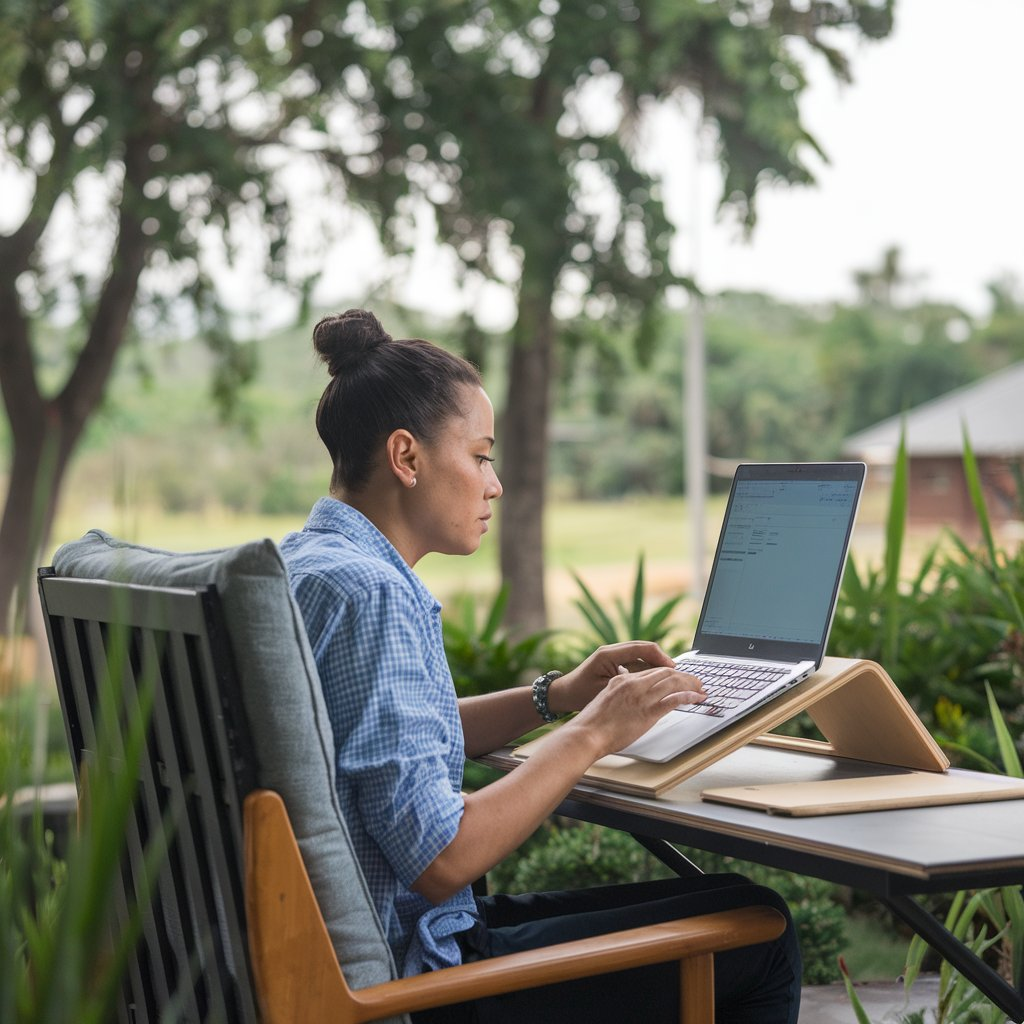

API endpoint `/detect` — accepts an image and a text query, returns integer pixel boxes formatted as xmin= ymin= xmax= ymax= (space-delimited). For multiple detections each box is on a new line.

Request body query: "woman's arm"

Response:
xmin=416 ymin=648 xmax=704 ymax=904
xmin=457 ymin=640 xmax=699 ymax=759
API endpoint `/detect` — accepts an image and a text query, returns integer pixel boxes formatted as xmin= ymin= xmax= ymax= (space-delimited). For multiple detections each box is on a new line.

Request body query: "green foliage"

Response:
xmin=900 ymin=697 xmax=1024 ymax=1024
xmin=489 ymin=821 xmax=675 ymax=894
xmin=839 ymin=956 xmax=877 ymax=1024
xmin=830 ymin=433 xmax=1024 ymax=736
xmin=0 ymin=627 xmax=166 ymax=1024
xmin=569 ymin=555 xmax=686 ymax=655
xmin=443 ymin=586 xmax=552 ymax=698
xmin=843 ymin=696 xmax=1024 ymax=1023
xmin=0 ymin=690 xmax=73 ymax=786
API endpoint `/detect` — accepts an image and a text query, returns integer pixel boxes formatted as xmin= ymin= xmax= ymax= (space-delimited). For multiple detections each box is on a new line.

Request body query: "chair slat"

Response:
xmin=38 ymin=574 xmax=260 ymax=1024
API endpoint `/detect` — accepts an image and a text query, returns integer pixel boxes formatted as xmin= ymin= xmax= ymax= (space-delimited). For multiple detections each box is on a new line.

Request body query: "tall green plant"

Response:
xmin=0 ymin=621 xmax=169 ymax=1024
xmin=842 ymin=692 xmax=1024 ymax=1024
xmin=895 ymin=449 xmax=1024 ymax=1020
xmin=840 ymin=429 xmax=1024 ymax=1024
xmin=831 ymin=430 xmax=1024 ymax=728
xmin=443 ymin=586 xmax=551 ymax=698
xmin=570 ymin=555 xmax=685 ymax=655
xmin=960 ymin=422 xmax=1024 ymax=639
xmin=898 ymin=691 xmax=1024 ymax=1024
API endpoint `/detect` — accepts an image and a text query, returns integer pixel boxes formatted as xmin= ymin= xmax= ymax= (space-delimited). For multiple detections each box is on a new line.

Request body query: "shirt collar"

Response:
xmin=303 ymin=497 xmax=441 ymax=615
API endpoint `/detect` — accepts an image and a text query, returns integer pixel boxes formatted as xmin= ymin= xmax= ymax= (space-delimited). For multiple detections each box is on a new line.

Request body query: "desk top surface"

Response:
xmin=482 ymin=744 xmax=1024 ymax=885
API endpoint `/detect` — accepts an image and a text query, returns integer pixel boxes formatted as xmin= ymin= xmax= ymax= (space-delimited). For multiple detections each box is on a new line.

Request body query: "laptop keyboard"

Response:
xmin=673 ymin=657 xmax=791 ymax=718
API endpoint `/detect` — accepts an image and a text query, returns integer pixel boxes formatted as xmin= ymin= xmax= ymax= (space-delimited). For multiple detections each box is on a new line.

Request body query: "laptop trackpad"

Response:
xmin=617 ymin=711 xmax=721 ymax=764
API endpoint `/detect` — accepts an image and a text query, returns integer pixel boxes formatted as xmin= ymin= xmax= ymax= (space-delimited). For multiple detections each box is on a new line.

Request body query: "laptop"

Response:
xmin=618 ymin=462 xmax=866 ymax=763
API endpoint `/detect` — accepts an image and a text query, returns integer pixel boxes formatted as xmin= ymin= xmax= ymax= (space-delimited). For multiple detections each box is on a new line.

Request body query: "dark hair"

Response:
xmin=312 ymin=309 xmax=483 ymax=493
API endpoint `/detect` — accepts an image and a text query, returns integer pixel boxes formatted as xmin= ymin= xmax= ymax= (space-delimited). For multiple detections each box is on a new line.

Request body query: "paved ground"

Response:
xmin=800 ymin=976 xmax=942 ymax=1023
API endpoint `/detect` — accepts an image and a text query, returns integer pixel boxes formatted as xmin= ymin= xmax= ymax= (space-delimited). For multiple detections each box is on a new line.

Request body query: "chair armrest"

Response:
xmin=350 ymin=908 xmax=783 ymax=1022
xmin=245 ymin=789 xmax=785 ymax=1024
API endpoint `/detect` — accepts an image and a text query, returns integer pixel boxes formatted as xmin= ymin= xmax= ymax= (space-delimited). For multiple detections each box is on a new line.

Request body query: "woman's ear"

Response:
xmin=385 ymin=429 xmax=419 ymax=488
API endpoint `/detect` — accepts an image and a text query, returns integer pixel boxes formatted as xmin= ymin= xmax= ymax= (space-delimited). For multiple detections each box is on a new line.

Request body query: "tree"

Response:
xmin=315 ymin=0 xmax=896 ymax=630
xmin=0 ymin=0 xmax=362 ymax=631
xmin=1 ymin=0 xmax=897 ymax=636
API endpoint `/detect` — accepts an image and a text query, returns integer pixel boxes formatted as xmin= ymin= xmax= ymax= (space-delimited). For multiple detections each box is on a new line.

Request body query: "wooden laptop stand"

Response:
xmin=514 ymin=658 xmax=950 ymax=798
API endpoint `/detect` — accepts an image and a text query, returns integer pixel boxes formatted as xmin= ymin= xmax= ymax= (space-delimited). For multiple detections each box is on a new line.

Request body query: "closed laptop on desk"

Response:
xmin=701 ymin=771 xmax=1024 ymax=817
xmin=619 ymin=462 xmax=865 ymax=763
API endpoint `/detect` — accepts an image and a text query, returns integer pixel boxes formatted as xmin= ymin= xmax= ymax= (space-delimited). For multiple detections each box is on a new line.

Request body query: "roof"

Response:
xmin=842 ymin=362 xmax=1024 ymax=460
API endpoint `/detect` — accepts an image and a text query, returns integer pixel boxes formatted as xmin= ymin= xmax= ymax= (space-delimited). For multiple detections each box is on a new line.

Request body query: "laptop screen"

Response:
xmin=693 ymin=463 xmax=865 ymax=663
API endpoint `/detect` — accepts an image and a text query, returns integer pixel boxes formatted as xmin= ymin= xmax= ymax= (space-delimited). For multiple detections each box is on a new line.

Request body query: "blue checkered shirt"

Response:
xmin=280 ymin=497 xmax=478 ymax=976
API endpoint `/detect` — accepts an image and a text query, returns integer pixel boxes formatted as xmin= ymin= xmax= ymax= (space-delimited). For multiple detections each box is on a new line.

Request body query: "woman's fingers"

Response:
xmin=609 ymin=666 xmax=706 ymax=710
xmin=596 ymin=641 xmax=676 ymax=670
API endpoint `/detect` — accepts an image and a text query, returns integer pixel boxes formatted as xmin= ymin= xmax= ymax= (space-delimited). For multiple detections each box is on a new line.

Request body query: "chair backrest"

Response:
xmin=39 ymin=530 xmax=403 ymax=1024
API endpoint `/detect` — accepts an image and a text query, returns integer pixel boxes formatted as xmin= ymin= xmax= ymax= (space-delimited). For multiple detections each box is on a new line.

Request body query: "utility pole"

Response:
xmin=685 ymin=100 xmax=708 ymax=602
xmin=685 ymin=289 xmax=707 ymax=600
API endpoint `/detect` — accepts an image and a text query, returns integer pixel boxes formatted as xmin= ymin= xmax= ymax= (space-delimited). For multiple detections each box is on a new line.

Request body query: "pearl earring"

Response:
xmin=410 ymin=477 xmax=417 ymax=487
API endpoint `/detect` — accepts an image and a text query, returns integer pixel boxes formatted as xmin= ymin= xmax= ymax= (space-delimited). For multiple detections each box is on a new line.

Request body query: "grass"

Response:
xmin=51 ymin=496 xmax=729 ymax=630
xmin=841 ymin=912 xmax=910 ymax=982
xmin=50 ymin=488 xmax=952 ymax=631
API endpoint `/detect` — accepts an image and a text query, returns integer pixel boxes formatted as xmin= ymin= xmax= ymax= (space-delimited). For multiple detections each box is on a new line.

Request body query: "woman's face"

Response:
xmin=412 ymin=385 xmax=503 ymax=558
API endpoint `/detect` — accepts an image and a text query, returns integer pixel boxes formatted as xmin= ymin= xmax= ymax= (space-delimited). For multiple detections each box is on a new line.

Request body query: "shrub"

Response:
xmin=443 ymin=586 xmax=552 ymax=698
xmin=830 ymin=431 xmax=1024 ymax=741
xmin=489 ymin=821 xmax=674 ymax=893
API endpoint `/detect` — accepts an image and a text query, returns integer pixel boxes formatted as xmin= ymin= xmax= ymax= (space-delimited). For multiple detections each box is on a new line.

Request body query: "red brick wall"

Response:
xmin=908 ymin=456 xmax=1021 ymax=529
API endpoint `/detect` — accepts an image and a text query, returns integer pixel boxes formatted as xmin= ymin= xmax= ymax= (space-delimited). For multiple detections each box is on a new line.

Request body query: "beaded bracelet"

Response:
xmin=531 ymin=670 xmax=564 ymax=723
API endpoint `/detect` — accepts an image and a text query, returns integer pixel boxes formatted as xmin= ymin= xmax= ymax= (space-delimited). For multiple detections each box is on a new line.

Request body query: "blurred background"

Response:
xmin=2 ymin=2 xmax=1023 ymax=999
xmin=1 ymin=0 xmax=1022 ymax=641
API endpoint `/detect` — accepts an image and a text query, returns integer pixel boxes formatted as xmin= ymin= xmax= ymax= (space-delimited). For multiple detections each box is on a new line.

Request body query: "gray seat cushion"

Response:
xmin=53 ymin=529 xmax=403 ymax=1013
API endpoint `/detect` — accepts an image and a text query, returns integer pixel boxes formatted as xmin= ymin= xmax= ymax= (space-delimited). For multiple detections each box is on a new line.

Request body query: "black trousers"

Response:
xmin=412 ymin=874 xmax=801 ymax=1024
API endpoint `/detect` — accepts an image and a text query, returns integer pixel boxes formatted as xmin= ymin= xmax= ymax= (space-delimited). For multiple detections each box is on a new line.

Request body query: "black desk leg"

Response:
xmin=883 ymin=894 xmax=1024 ymax=1024
xmin=630 ymin=834 xmax=705 ymax=877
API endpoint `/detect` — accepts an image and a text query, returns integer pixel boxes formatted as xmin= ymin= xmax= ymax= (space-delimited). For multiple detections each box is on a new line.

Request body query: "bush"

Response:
xmin=830 ymin=433 xmax=1024 ymax=748
xmin=489 ymin=821 xmax=674 ymax=894
xmin=443 ymin=587 xmax=552 ymax=698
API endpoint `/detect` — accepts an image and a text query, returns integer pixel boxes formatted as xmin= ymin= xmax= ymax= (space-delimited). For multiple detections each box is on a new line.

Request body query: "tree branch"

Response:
xmin=57 ymin=136 xmax=152 ymax=440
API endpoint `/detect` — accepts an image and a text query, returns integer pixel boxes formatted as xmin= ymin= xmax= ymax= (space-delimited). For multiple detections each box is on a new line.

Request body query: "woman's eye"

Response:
xmin=478 ymin=455 xmax=495 ymax=464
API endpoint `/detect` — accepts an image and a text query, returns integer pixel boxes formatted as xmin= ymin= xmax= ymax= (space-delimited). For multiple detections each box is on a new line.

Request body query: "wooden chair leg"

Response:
xmin=680 ymin=952 xmax=715 ymax=1024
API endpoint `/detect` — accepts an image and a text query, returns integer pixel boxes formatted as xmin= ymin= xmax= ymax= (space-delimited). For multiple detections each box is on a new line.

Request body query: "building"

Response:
xmin=842 ymin=363 xmax=1024 ymax=531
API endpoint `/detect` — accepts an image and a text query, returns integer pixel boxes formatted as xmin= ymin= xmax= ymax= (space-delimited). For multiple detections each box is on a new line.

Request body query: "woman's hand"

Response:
xmin=548 ymin=641 xmax=695 ymax=714
xmin=567 ymin=661 xmax=706 ymax=757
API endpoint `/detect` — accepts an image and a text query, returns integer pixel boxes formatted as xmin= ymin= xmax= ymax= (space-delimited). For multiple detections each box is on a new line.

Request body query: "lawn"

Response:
xmin=51 ymin=495 xmax=728 ymax=630
xmin=51 ymin=491 xmax=909 ymax=631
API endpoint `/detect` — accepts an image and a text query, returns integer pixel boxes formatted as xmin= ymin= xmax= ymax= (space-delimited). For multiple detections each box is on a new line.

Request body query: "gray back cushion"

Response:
xmin=53 ymin=529 xmax=404 ymax=1015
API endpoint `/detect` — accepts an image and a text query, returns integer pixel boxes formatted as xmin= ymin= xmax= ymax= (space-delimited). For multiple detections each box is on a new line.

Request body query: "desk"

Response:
xmin=481 ymin=744 xmax=1024 ymax=1022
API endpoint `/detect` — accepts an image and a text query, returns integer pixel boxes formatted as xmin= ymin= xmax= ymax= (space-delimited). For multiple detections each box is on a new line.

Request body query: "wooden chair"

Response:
xmin=39 ymin=530 xmax=784 ymax=1024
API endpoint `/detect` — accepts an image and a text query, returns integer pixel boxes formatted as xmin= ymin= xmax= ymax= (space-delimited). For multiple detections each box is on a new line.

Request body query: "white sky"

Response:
xmin=373 ymin=0 xmax=1024 ymax=328
xmin=666 ymin=0 xmax=1024 ymax=317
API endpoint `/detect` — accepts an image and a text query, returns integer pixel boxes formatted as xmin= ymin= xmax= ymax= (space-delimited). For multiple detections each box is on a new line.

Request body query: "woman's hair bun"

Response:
xmin=312 ymin=309 xmax=392 ymax=377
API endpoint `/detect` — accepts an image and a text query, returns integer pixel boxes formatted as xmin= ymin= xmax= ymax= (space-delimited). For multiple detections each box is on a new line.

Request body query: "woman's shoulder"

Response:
xmin=282 ymin=528 xmax=409 ymax=597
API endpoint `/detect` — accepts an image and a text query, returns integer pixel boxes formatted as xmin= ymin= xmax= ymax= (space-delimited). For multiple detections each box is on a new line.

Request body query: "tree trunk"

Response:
xmin=0 ymin=148 xmax=150 ymax=635
xmin=499 ymin=275 xmax=557 ymax=634
xmin=0 ymin=414 xmax=71 ymax=633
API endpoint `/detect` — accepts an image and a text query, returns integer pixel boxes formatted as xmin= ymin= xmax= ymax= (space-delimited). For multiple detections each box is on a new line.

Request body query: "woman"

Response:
xmin=280 ymin=308 xmax=801 ymax=1023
